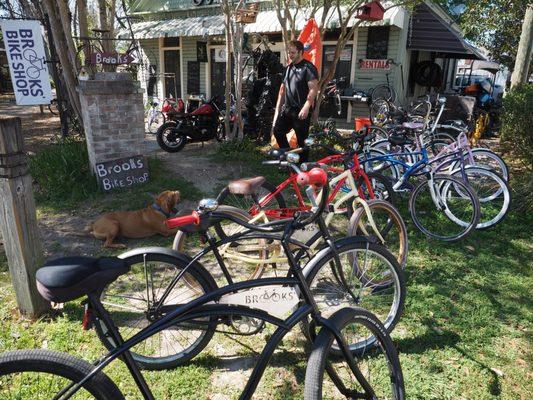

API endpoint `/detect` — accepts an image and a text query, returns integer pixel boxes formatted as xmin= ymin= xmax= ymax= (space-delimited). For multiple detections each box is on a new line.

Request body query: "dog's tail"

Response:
xmin=60 ymin=223 xmax=93 ymax=237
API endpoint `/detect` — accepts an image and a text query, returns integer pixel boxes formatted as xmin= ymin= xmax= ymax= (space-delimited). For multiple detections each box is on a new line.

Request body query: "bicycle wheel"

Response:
xmin=369 ymin=99 xmax=390 ymax=125
xmin=147 ymin=110 xmax=165 ymax=134
xmin=48 ymin=99 xmax=59 ymax=115
xmin=358 ymin=172 xmax=397 ymax=206
xmin=305 ymin=240 xmax=405 ymax=354
xmin=360 ymin=148 xmax=401 ymax=181
xmin=409 ymin=174 xmax=480 ymax=241
xmin=349 ymin=199 xmax=408 ymax=269
xmin=371 ymin=84 xmax=396 ymax=103
xmin=0 ymin=349 xmax=124 ymax=399
xmin=451 ymin=148 xmax=509 ymax=182
xmin=173 ymin=205 xmax=271 ymax=281
xmin=216 ymin=180 xmax=286 ymax=238
xmin=449 ymin=166 xmax=511 ymax=230
xmin=305 ymin=308 xmax=404 ymax=400
xmin=94 ymin=251 xmax=218 ymax=370
xmin=367 ymin=125 xmax=390 ymax=142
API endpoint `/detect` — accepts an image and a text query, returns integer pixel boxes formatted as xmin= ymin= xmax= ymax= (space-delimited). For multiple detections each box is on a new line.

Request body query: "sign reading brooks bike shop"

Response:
xmin=0 ymin=19 xmax=52 ymax=105
xmin=95 ymin=155 xmax=150 ymax=192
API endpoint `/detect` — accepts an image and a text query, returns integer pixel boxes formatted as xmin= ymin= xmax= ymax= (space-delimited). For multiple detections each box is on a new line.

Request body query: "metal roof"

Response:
xmin=120 ymin=6 xmax=406 ymax=39
xmin=407 ymin=3 xmax=485 ymax=59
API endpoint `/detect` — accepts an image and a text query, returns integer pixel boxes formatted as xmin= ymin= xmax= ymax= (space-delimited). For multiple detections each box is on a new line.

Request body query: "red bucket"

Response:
xmin=354 ymin=117 xmax=371 ymax=131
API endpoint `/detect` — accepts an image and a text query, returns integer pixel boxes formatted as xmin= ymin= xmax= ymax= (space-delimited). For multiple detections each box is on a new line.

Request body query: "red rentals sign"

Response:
xmin=359 ymin=59 xmax=391 ymax=70
xmin=90 ymin=52 xmax=134 ymax=65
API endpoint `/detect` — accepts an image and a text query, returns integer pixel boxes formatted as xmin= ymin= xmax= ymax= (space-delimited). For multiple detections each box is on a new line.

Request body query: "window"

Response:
xmin=366 ymin=26 xmax=389 ymax=59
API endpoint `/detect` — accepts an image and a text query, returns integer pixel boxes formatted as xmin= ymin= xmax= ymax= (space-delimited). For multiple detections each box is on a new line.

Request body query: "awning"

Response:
xmin=121 ymin=4 xmax=406 ymax=39
xmin=407 ymin=3 xmax=485 ymax=60
xmin=471 ymin=60 xmax=501 ymax=73
xmin=119 ymin=15 xmax=225 ymax=38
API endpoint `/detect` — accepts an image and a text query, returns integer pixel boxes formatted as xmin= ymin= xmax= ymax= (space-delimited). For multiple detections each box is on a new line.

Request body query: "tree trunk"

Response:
xmin=77 ymin=0 xmax=91 ymax=68
xmin=511 ymin=5 xmax=533 ymax=88
xmin=42 ymin=0 xmax=83 ymax=125
xmin=223 ymin=1 xmax=233 ymax=140
xmin=232 ymin=21 xmax=244 ymax=140
xmin=57 ymin=0 xmax=79 ymax=72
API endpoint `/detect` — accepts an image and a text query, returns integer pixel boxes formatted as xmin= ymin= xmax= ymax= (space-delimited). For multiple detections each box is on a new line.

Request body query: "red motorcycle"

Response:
xmin=156 ymin=96 xmax=225 ymax=152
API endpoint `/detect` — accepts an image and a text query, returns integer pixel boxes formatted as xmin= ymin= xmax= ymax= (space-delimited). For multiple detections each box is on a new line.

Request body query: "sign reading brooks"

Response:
xmin=95 ymin=155 xmax=149 ymax=191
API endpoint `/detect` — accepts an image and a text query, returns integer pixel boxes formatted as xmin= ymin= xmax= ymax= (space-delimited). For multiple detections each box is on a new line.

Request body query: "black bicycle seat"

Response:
xmin=388 ymin=135 xmax=413 ymax=146
xmin=36 ymin=257 xmax=130 ymax=303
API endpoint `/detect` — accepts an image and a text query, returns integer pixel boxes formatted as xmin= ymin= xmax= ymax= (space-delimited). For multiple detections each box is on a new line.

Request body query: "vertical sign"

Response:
xmin=0 ymin=19 xmax=52 ymax=105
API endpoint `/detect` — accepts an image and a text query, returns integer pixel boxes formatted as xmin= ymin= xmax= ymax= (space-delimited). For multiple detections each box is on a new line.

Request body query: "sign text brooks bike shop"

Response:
xmin=0 ymin=19 xmax=52 ymax=105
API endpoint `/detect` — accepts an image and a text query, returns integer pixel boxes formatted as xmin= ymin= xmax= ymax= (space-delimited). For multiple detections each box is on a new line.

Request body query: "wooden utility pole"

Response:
xmin=511 ymin=5 xmax=533 ymax=88
xmin=0 ymin=117 xmax=50 ymax=318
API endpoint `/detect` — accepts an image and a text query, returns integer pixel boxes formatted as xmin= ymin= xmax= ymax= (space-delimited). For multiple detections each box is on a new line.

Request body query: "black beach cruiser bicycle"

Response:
xmin=0 ymin=164 xmax=405 ymax=399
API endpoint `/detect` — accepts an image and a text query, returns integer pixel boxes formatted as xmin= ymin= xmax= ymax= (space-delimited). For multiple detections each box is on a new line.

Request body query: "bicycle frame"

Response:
xmin=61 ymin=218 xmax=375 ymax=400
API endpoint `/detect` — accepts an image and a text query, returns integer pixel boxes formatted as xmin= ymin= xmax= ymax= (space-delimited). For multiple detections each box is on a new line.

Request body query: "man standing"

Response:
xmin=272 ymin=40 xmax=319 ymax=160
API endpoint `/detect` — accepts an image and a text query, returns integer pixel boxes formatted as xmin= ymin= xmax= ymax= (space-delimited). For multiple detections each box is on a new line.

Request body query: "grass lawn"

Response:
xmin=0 ymin=141 xmax=531 ymax=399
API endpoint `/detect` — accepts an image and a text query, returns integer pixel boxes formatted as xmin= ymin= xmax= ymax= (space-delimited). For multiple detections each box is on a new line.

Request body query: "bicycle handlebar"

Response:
xmin=165 ymin=211 xmax=200 ymax=229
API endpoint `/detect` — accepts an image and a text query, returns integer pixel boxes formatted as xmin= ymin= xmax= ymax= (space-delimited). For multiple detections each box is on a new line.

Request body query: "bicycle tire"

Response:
xmin=48 ymin=99 xmax=59 ymax=115
xmin=148 ymin=110 xmax=165 ymax=134
xmin=173 ymin=205 xmax=269 ymax=281
xmin=409 ymin=174 xmax=480 ymax=242
xmin=304 ymin=307 xmax=405 ymax=400
xmin=449 ymin=166 xmax=511 ymax=230
xmin=215 ymin=180 xmax=286 ymax=239
xmin=358 ymin=172 xmax=397 ymax=206
xmin=371 ymin=84 xmax=396 ymax=103
xmin=349 ymin=199 xmax=408 ymax=269
xmin=360 ymin=148 xmax=401 ymax=181
xmin=94 ymin=251 xmax=218 ymax=370
xmin=450 ymin=148 xmax=509 ymax=182
xmin=369 ymin=99 xmax=391 ymax=125
xmin=0 ymin=349 xmax=124 ymax=399
xmin=304 ymin=239 xmax=405 ymax=354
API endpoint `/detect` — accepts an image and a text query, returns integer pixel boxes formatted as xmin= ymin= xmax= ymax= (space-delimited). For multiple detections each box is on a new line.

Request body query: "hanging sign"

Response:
xmin=90 ymin=52 xmax=134 ymax=65
xmin=359 ymin=59 xmax=391 ymax=70
xmin=0 ymin=19 xmax=52 ymax=105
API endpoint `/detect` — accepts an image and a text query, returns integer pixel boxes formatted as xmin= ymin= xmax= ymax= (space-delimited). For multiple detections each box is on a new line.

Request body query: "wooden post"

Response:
xmin=0 ymin=116 xmax=50 ymax=318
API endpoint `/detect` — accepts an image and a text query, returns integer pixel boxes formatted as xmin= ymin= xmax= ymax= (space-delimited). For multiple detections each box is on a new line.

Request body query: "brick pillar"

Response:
xmin=77 ymin=73 xmax=145 ymax=173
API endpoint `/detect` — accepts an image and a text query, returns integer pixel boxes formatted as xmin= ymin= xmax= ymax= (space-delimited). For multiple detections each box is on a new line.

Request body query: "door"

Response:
xmin=321 ymin=45 xmax=352 ymax=118
xmin=163 ymin=49 xmax=181 ymax=99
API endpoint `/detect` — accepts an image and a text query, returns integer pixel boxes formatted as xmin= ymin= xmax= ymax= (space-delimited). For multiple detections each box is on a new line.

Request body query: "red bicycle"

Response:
xmin=215 ymin=129 xmax=408 ymax=268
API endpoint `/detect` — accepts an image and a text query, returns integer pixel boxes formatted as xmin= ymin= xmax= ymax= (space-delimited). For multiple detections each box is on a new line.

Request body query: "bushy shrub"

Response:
xmin=501 ymin=83 xmax=533 ymax=170
xmin=28 ymin=137 xmax=98 ymax=205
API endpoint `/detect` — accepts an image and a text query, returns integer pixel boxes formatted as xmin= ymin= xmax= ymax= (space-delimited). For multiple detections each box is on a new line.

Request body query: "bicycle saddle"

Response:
xmin=36 ymin=257 xmax=130 ymax=303
xmin=402 ymin=122 xmax=424 ymax=130
xmin=228 ymin=176 xmax=266 ymax=195
xmin=388 ymin=135 xmax=413 ymax=146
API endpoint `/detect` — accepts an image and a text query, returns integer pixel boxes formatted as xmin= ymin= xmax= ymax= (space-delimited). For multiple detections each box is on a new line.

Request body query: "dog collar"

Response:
xmin=151 ymin=203 xmax=172 ymax=218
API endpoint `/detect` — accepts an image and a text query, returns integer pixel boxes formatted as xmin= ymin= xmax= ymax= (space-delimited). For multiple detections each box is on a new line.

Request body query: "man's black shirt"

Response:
xmin=283 ymin=59 xmax=319 ymax=110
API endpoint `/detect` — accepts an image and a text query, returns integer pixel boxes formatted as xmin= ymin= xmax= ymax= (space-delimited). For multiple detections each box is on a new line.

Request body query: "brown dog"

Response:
xmin=90 ymin=190 xmax=181 ymax=248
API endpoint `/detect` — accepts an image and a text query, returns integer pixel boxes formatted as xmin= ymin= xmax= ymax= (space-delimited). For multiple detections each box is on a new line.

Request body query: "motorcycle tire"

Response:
xmin=156 ymin=122 xmax=187 ymax=153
